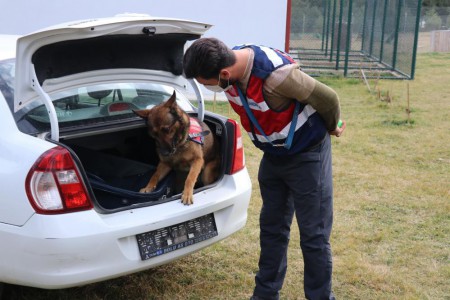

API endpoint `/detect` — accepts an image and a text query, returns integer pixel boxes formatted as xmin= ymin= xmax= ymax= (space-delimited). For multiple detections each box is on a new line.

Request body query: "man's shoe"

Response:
xmin=250 ymin=295 xmax=279 ymax=300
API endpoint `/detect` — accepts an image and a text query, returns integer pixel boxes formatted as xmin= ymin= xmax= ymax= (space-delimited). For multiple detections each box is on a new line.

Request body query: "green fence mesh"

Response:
xmin=288 ymin=0 xmax=423 ymax=79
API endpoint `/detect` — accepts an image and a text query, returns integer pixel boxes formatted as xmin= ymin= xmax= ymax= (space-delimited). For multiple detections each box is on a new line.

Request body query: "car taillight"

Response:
xmin=26 ymin=146 xmax=92 ymax=214
xmin=228 ymin=119 xmax=245 ymax=174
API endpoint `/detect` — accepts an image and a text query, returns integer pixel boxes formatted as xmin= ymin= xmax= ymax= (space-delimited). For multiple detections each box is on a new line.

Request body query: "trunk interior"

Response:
xmin=60 ymin=117 xmax=225 ymax=212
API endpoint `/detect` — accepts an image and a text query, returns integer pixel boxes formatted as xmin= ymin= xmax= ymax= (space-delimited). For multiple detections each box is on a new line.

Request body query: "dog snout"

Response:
xmin=157 ymin=139 xmax=175 ymax=156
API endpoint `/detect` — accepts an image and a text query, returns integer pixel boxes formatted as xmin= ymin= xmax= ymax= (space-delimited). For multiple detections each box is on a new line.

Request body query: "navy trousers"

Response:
xmin=253 ymin=136 xmax=335 ymax=300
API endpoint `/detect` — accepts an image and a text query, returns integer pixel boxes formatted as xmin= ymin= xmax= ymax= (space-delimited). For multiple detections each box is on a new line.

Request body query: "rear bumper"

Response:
xmin=0 ymin=169 xmax=251 ymax=289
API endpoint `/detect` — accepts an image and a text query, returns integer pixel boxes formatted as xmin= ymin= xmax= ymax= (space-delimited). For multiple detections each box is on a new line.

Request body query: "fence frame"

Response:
xmin=287 ymin=0 xmax=423 ymax=79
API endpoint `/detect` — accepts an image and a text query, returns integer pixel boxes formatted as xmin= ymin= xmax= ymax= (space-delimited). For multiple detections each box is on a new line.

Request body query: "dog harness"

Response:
xmin=188 ymin=117 xmax=209 ymax=145
xmin=225 ymin=44 xmax=327 ymax=155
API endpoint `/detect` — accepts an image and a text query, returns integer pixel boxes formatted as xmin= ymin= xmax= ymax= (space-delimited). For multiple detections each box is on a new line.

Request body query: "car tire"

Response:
xmin=0 ymin=283 xmax=4 ymax=300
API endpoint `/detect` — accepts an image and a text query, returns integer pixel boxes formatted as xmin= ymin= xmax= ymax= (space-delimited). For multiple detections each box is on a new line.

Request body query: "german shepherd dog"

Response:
xmin=134 ymin=91 xmax=221 ymax=205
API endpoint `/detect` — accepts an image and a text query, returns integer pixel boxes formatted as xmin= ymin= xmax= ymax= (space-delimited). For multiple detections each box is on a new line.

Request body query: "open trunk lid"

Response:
xmin=14 ymin=14 xmax=211 ymax=141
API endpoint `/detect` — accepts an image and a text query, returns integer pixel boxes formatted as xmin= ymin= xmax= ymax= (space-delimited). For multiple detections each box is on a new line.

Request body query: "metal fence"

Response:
xmin=288 ymin=0 xmax=423 ymax=79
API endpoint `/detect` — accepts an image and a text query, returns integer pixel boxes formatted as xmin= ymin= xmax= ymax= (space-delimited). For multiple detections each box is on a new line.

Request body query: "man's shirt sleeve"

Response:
xmin=265 ymin=64 xmax=341 ymax=131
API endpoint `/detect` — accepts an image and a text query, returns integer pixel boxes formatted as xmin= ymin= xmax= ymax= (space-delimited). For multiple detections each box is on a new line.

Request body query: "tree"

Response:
xmin=422 ymin=0 xmax=449 ymax=29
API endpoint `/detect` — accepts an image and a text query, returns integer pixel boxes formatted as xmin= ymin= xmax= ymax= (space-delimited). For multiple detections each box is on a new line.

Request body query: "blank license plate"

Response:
xmin=136 ymin=213 xmax=218 ymax=260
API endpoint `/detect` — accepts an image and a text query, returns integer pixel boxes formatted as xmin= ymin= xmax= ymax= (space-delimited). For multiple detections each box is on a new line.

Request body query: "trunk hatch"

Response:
xmin=14 ymin=15 xmax=211 ymax=112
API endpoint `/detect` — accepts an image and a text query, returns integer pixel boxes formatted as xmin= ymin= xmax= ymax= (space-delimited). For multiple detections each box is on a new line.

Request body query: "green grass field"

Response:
xmin=5 ymin=52 xmax=449 ymax=300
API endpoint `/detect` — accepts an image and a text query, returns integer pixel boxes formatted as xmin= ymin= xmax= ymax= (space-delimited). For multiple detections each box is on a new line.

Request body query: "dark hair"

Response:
xmin=183 ymin=37 xmax=236 ymax=79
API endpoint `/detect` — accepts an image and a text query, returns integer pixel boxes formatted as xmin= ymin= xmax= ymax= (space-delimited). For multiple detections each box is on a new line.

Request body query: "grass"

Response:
xmin=4 ymin=52 xmax=450 ymax=300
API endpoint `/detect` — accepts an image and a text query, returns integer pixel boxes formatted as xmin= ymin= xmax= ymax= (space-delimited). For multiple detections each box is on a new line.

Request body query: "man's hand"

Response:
xmin=329 ymin=119 xmax=346 ymax=137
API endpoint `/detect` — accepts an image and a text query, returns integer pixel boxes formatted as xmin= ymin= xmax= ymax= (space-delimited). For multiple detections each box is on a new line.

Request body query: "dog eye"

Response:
xmin=161 ymin=126 xmax=170 ymax=133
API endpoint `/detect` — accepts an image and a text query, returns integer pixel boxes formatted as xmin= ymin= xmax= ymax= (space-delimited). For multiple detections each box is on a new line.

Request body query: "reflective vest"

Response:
xmin=225 ymin=45 xmax=327 ymax=155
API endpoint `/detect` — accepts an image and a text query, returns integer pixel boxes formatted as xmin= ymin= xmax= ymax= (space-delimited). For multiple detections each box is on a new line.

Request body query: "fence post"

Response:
xmin=344 ymin=0 xmax=353 ymax=77
xmin=392 ymin=0 xmax=403 ymax=70
xmin=410 ymin=0 xmax=423 ymax=79
xmin=335 ymin=0 xmax=344 ymax=70
xmin=369 ymin=0 xmax=378 ymax=56
xmin=361 ymin=0 xmax=369 ymax=52
xmin=330 ymin=0 xmax=338 ymax=62
xmin=325 ymin=0 xmax=332 ymax=56
xmin=285 ymin=0 xmax=292 ymax=53
xmin=321 ymin=0 xmax=327 ymax=50
xmin=380 ymin=0 xmax=389 ymax=62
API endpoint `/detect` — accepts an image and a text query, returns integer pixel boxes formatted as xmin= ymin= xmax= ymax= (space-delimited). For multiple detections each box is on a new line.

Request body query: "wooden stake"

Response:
xmin=406 ymin=82 xmax=411 ymax=124
xmin=373 ymin=70 xmax=381 ymax=91
xmin=361 ymin=69 xmax=371 ymax=92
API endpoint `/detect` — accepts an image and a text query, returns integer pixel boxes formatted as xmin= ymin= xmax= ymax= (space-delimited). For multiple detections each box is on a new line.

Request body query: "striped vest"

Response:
xmin=225 ymin=45 xmax=327 ymax=155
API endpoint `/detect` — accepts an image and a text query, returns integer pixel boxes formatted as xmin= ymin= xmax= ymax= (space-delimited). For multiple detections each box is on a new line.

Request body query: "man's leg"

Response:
xmin=253 ymin=154 xmax=295 ymax=300
xmin=285 ymin=137 xmax=335 ymax=300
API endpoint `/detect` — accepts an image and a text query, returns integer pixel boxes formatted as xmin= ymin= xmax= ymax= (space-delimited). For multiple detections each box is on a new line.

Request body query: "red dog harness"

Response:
xmin=188 ymin=117 xmax=209 ymax=145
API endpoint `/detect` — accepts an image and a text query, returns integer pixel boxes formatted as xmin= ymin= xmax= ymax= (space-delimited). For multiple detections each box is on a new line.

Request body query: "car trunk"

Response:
xmin=60 ymin=116 xmax=226 ymax=213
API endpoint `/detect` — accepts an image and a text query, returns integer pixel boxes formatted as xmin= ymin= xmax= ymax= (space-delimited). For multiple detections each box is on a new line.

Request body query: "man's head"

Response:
xmin=183 ymin=38 xmax=236 ymax=84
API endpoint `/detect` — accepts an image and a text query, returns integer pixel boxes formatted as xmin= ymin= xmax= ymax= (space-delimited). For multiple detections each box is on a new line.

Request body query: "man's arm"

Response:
xmin=264 ymin=64 xmax=341 ymax=131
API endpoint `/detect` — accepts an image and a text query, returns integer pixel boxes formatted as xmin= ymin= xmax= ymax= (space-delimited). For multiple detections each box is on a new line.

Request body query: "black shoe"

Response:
xmin=250 ymin=295 xmax=279 ymax=300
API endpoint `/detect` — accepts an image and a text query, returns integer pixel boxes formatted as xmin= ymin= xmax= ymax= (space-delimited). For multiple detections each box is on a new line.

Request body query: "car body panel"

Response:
xmin=0 ymin=89 xmax=53 ymax=226
xmin=0 ymin=169 xmax=251 ymax=288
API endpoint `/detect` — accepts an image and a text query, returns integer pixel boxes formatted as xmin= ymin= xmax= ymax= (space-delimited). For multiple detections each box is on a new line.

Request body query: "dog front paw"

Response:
xmin=181 ymin=191 xmax=194 ymax=205
xmin=140 ymin=186 xmax=155 ymax=193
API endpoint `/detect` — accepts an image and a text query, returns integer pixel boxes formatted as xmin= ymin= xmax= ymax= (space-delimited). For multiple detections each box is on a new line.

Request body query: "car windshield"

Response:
xmin=0 ymin=59 xmax=194 ymax=134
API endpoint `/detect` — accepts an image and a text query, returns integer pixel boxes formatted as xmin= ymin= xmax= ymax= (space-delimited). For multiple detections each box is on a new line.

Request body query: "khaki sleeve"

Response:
xmin=268 ymin=65 xmax=341 ymax=131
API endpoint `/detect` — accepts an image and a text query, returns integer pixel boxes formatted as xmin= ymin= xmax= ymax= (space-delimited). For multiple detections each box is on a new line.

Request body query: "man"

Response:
xmin=183 ymin=37 xmax=345 ymax=300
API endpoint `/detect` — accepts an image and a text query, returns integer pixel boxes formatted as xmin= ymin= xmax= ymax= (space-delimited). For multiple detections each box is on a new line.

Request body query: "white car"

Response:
xmin=0 ymin=15 xmax=251 ymax=292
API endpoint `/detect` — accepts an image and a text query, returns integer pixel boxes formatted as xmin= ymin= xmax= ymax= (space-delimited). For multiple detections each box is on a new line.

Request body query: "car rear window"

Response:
xmin=0 ymin=59 xmax=193 ymax=134
xmin=23 ymin=83 xmax=194 ymax=132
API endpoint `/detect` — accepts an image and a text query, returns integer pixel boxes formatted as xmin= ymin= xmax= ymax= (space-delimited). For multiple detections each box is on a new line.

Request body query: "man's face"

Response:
xmin=196 ymin=70 xmax=235 ymax=88
xmin=196 ymin=77 xmax=219 ymax=86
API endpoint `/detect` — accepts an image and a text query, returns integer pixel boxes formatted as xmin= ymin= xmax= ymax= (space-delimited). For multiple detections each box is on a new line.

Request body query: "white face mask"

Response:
xmin=204 ymin=74 xmax=232 ymax=93
xmin=204 ymin=84 xmax=232 ymax=93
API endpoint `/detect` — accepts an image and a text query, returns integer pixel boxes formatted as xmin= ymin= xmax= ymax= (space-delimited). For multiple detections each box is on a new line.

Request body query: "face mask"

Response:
xmin=204 ymin=84 xmax=229 ymax=93
xmin=204 ymin=74 xmax=232 ymax=93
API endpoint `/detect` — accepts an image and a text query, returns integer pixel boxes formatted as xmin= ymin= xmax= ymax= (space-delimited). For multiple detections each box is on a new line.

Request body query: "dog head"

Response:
xmin=134 ymin=91 xmax=189 ymax=156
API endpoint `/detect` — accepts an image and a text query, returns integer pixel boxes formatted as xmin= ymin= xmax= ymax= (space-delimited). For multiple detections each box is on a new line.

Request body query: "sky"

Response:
xmin=0 ymin=0 xmax=287 ymax=100
xmin=0 ymin=0 xmax=287 ymax=50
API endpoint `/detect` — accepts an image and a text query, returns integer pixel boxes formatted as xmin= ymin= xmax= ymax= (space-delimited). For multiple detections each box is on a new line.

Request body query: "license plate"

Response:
xmin=136 ymin=213 xmax=218 ymax=261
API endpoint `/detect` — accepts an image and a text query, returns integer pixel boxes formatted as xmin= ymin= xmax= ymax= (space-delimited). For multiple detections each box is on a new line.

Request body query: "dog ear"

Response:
xmin=133 ymin=109 xmax=151 ymax=119
xmin=165 ymin=90 xmax=177 ymax=109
